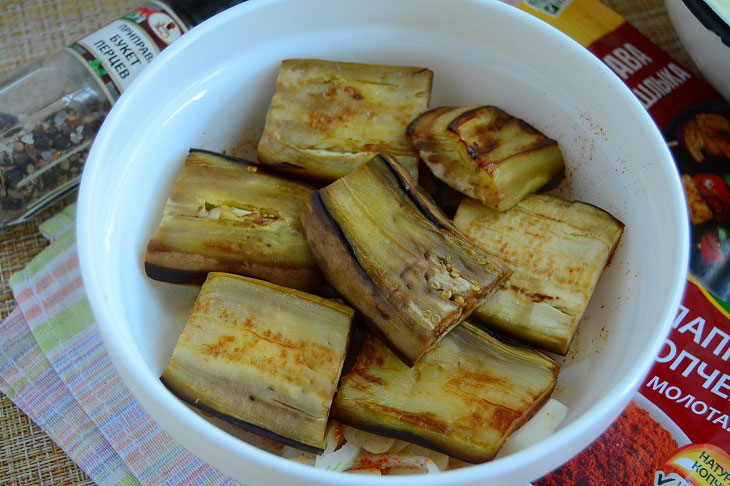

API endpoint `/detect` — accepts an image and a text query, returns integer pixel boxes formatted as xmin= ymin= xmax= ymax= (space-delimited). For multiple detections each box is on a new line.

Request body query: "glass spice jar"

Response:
xmin=0 ymin=0 xmax=243 ymax=227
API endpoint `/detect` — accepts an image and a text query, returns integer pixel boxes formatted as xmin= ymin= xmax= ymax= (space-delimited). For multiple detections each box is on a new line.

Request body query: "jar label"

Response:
xmin=66 ymin=1 xmax=187 ymax=102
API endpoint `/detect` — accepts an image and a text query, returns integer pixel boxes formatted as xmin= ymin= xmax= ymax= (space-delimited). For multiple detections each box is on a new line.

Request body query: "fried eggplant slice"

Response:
xmin=145 ymin=149 xmax=322 ymax=291
xmin=332 ymin=321 xmax=559 ymax=463
xmin=161 ymin=273 xmax=354 ymax=453
xmin=257 ymin=59 xmax=432 ymax=181
xmin=454 ymin=195 xmax=624 ymax=354
xmin=300 ymin=154 xmax=511 ymax=366
xmin=407 ymin=106 xmax=565 ymax=211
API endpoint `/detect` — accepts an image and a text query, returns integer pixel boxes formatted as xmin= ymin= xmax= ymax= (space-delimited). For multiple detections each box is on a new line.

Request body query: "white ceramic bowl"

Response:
xmin=666 ymin=0 xmax=730 ymax=102
xmin=77 ymin=0 xmax=689 ymax=484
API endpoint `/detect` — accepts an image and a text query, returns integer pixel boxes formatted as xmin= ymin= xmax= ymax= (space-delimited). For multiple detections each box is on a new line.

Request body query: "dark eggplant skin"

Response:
xmin=300 ymin=154 xmax=511 ymax=366
xmin=144 ymin=263 xmax=208 ymax=286
xmin=302 ymin=191 xmax=415 ymax=366
xmin=160 ymin=379 xmax=324 ymax=455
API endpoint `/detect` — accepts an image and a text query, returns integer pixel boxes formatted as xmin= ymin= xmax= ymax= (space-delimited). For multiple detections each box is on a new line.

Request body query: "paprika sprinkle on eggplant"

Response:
xmin=534 ymin=401 xmax=677 ymax=486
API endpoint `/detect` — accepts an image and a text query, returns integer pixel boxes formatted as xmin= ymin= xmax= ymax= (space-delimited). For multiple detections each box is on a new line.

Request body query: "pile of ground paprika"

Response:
xmin=535 ymin=401 xmax=678 ymax=486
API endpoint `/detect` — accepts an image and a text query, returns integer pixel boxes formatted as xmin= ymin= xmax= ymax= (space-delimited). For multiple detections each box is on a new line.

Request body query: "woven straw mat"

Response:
xmin=0 ymin=0 xmax=698 ymax=484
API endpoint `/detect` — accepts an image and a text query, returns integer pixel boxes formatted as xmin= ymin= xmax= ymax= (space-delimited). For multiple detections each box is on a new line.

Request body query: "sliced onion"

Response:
xmin=496 ymin=398 xmax=568 ymax=458
xmin=401 ymin=444 xmax=448 ymax=471
xmin=343 ymin=426 xmax=395 ymax=453
xmin=315 ymin=442 xmax=360 ymax=471
xmin=352 ymin=454 xmax=430 ymax=472
xmin=281 ymin=445 xmax=316 ymax=466
xmin=425 ymin=458 xmax=440 ymax=474
xmin=387 ymin=439 xmax=410 ymax=454
xmin=322 ymin=421 xmax=344 ymax=454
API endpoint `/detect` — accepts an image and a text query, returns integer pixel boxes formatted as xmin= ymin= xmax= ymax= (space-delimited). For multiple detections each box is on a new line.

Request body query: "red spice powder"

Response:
xmin=534 ymin=401 xmax=677 ymax=486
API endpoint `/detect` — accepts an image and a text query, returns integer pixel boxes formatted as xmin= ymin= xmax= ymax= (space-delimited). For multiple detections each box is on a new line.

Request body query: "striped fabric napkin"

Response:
xmin=0 ymin=204 xmax=239 ymax=485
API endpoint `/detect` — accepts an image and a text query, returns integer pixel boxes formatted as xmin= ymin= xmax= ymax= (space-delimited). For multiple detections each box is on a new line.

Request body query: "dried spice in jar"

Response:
xmin=0 ymin=94 xmax=107 ymax=220
xmin=0 ymin=0 xmax=244 ymax=226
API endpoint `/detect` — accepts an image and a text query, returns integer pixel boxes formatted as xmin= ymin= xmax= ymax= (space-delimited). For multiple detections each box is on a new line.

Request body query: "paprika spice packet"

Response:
xmin=499 ymin=1 xmax=730 ymax=485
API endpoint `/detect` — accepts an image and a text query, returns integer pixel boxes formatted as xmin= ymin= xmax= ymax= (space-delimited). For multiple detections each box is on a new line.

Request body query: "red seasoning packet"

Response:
xmin=499 ymin=1 xmax=730 ymax=485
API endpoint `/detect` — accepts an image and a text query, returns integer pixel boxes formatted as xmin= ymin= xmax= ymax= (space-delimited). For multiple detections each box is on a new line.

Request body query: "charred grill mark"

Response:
xmin=446 ymin=107 xmax=559 ymax=166
xmin=378 ymin=155 xmax=443 ymax=229
xmin=517 ymin=138 xmax=559 ymax=153
xmin=447 ymin=106 xmax=509 ymax=135
xmin=446 ymin=108 xmax=480 ymax=134
xmin=353 ymin=368 xmax=384 ymax=386
xmin=466 ymin=139 xmax=498 ymax=160
xmin=348 ymin=402 xmax=450 ymax=435
xmin=447 ymin=107 xmax=502 ymax=163
xmin=406 ymin=106 xmax=454 ymax=137
xmin=509 ymin=285 xmax=557 ymax=303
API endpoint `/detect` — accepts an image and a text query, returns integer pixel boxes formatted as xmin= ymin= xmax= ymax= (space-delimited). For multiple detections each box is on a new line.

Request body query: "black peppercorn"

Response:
xmin=12 ymin=152 xmax=29 ymax=166
xmin=32 ymin=129 xmax=51 ymax=151
xmin=0 ymin=112 xmax=17 ymax=132
xmin=0 ymin=196 xmax=23 ymax=210
xmin=52 ymin=135 xmax=70 ymax=150
xmin=5 ymin=168 xmax=23 ymax=185
xmin=25 ymin=144 xmax=38 ymax=163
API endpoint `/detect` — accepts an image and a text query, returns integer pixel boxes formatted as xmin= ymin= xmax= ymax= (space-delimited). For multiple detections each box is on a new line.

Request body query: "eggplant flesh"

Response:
xmin=300 ymin=154 xmax=511 ymax=366
xmin=257 ymin=59 xmax=431 ymax=182
xmin=145 ymin=149 xmax=323 ymax=291
xmin=161 ymin=272 xmax=354 ymax=452
xmin=407 ymin=106 xmax=564 ymax=211
xmin=331 ymin=321 xmax=559 ymax=463
xmin=454 ymin=195 xmax=624 ymax=354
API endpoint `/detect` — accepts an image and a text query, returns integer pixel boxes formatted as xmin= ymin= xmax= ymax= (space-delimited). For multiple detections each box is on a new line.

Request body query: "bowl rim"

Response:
xmin=77 ymin=0 xmax=690 ymax=483
xmin=679 ymin=0 xmax=730 ymax=47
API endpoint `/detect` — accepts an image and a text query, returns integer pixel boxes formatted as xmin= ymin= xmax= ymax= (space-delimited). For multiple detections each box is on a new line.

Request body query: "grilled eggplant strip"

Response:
xmin=454 ymin=195 xmax=624 ymax=354
xmin=161 ymin=273 xmax=354 ymax=453
xmin=257 ymin=59 xmax=432 ymax=182
xmin=407 ymin=106 xmax=565 ymax=211
xmin=300 ymin=154 xmax=511 ymax=366
xmin=332 ymin=322 xmax=559 ymax=463
xmin=145 ymin=149 xmax=323 ymax=291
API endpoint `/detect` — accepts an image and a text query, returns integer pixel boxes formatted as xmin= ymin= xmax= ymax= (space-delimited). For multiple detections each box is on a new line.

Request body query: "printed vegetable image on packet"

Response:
xmin=502 ymin=1 xmax=730 ymax=485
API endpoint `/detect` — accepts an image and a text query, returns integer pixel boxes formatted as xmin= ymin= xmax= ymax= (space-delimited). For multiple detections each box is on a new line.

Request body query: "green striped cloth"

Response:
xmin=0 ymin=204 xmax=241 ymax=485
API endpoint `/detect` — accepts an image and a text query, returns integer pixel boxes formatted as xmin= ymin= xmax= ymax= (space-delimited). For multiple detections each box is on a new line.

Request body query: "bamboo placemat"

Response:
xmin=0 ymin=0 xmax=699 ymax=484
